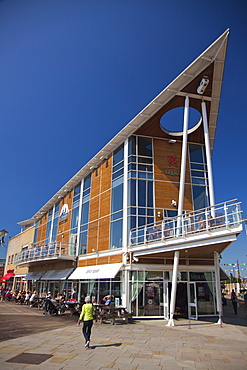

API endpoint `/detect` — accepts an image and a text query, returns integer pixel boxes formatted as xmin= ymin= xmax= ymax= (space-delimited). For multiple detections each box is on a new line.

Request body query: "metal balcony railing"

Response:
xmin=130 ymin=199 xmax=243 ymax=247
xmin=15 ymin=242 xmax=77 ymax=265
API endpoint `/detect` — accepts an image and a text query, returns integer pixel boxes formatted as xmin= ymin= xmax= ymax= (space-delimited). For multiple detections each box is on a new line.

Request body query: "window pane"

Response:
xmin=111 ymin=211 xmax=123 ymax=221
xmin=112 ymin=176 xmax=123 ymax=188
xmin=112 ymin=168 xmax=124 ymax=179
xmin=71 ymin=207 xmax=79 ymax=229
xmin=110 ymin=219 xmax=123 ymax=248
xmin=128 ymin=136 xmax=136 ymax=155
xmin=74 ymin=183 xmax=81 ymax=197
xmin=52 ymin=217 xmax=58 ymax=241
xmin=138 ymin=137 xmax=152 ymax=157
xmin=113 ymin=161 xmax=124 ymax=173
xmin=138 ymin=157 xmax=152 ymax=164
xmin=83 ymin=175 xmax=91 ymax=191
xmin=128 ymin=179 xmax=136 ymax=207
xmin=113 ymin=144 xmax=124 ymax=165
xmin=138 ymin=180 xmax=146 ymax=207
xmin=189 ymin=144 xmax=203 ymax=163
xmin=111 ymin=184 xmax=123 ymax=213
xmin=147 ymin=181 xmax=153 ymax=207
xmin=81 ymin=202 xmax=90 ymax=225
xmin=192 ymin=186 xmax=209 ymax=210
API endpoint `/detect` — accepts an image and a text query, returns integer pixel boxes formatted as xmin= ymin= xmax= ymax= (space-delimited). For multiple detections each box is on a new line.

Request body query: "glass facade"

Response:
xmin=189 ymin=143 xmax=209 ymax=210
xmin=127 ymin=136 xmax=154 ymax=241
xmin=110 ymin=144 xmax=124 ymax=249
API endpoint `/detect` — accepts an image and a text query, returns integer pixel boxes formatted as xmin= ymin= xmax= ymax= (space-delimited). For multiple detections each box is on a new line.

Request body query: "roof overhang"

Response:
xmin=18 ymin=30 xmax=229 ymax=226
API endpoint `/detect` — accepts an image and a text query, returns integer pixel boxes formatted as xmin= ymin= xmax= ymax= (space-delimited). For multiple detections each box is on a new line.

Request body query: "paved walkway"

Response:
xmin=0 ymin=300 xmax=246 ymax=369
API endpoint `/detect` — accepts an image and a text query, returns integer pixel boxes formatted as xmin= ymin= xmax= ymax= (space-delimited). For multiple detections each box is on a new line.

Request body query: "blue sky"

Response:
xmin=1 ymin=0 xmax=247 ymax=274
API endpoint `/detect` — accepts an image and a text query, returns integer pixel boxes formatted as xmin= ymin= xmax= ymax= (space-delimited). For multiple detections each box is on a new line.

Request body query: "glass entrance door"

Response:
xmin=188 ymin=282 xmax=198 ymax=319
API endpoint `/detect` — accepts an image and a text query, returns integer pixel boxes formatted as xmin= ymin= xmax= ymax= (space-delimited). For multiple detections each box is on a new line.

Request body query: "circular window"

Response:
xmin=160 ymin=107 xmax=201 ymax=136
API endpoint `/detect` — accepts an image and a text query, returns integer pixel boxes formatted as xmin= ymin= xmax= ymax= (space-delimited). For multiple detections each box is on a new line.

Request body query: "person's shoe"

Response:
xmin=85 ymin=341 xmax=90 ymax=348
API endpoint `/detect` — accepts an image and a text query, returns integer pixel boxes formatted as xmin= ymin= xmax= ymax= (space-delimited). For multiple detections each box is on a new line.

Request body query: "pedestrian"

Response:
xmin=77 ymin=296 xmax=95 ymax=348
xmin=231 ymin=289 xmax=238 ymax=315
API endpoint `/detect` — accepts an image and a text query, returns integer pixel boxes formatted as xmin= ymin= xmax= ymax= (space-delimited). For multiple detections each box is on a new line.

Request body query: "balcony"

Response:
xmin=130 ymin=200 xmax=243 ymax=257
xmin=15 ymin=242 xmax=77 ymax=266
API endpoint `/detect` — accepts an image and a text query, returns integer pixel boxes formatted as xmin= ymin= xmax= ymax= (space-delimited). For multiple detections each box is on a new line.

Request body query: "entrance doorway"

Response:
xmin=167 ymin=282 xmax=188 ymax=319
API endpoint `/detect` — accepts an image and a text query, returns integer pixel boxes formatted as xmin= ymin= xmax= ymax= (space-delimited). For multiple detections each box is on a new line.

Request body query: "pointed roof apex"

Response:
xmin=19 ymin=31 xmax=230 ymax=226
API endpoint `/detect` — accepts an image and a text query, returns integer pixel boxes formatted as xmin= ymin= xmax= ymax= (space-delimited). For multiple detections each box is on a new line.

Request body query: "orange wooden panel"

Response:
xmin=87 ymin=221 xmax=98 ymax=253
xmin=101 ymin=156 xmax=112 ymax=193
xmin=91 ymin=167 xmax=101 ymax=199
xmin=89 ymin=195 xmax=100 ymax=222
xmin=109 ymin=254 xmax=122 ymax=263
xmin=98 ymin=216 xmax=110 ymax=251
xmin=153 ymin=138 xmax=191 ymax=183
xmin=99 ymin=190 xmax=111 ymax=219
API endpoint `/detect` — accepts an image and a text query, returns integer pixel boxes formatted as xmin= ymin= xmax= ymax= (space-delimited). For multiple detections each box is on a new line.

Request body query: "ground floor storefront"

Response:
xmin=66 ymin=263 xmax=218 ymax=320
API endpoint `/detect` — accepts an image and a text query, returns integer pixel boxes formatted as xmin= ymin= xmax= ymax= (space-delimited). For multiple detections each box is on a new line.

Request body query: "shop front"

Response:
xmin=67 ymin=263 xmax=218 ymax=320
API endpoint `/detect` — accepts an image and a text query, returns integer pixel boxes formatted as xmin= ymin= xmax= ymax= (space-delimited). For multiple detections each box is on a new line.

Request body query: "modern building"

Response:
xmin=9 ymin=29 xmax=243 ymax=324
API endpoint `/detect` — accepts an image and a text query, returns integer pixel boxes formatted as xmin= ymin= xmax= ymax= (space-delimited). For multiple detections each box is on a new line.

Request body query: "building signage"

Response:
xmin=59 ymin=204 xmax=69 ymax=221
xmin=86 ymin=269 xmax=100 ymax=275
xmin=164 ymin=170 xmax=180 ymax=176
xmin=168 ymin=155 xmax=178 ymax=167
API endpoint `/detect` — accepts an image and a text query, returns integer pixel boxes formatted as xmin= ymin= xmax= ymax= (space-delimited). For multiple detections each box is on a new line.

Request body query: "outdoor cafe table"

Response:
xmin=93 ymin=304 xmax=133 ymax=324
xmin=65 ymin=301 xmax=82 ymax=316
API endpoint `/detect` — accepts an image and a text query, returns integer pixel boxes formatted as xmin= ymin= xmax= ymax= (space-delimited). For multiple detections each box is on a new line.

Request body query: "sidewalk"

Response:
xmin=0 ymin=302 xmax=246 ymax=369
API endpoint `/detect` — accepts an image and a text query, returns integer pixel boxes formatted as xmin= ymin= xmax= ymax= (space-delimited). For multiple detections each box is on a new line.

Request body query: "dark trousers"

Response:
xmin=232 ymin=301 xmax=237 ymax=314
xmin=82 ymin=319 xmax=93 ymax=343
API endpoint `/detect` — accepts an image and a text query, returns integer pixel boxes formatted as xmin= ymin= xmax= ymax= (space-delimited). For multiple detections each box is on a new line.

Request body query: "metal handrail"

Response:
xmin=14 ymin=241 xmax=77 ymax=265
xmin=130 ymin=199 xmax=243 ymax=247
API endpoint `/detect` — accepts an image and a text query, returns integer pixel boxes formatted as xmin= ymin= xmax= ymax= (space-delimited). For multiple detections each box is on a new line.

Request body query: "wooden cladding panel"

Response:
xmin=109 ymin=254 xmax=122 ymax=263
xmin=154 ymin=181 xmax=193 ymax=212
xmin=99 ymin=190 xmax=111 ymax=219
xmin=78 ymin=254 xmax=122 ymax=267
xmin=87 ymin=221 xmax=98 ymax=253
xmin=153 ymin=138 xmax=191 ymax=183
xmin=91 ymin=168 xmax=101 ymax=199
xmin=89 ymin=195 xmax=100 ymax=222
xmin=101 ymin=156 xmax=112 ymax=193
xmin=134 ymin=95 xmax=205 ymax=144
xmin=98 ymin=216 xmax=110 ymax=251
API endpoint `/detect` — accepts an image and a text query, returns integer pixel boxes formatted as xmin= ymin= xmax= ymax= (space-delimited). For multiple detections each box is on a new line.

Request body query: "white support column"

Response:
xmin=177 ymin=95 xmax=189 ymax=234
xmin=214 ymin=251 xmax=223 ymax=325
xmin=201 ymin=101 xmax=215 ymax=217
xmin=122 ymin=139 xmax=129 ymax=250
xmin=76 ymin=179 xmax=84 ymax=257
xmin=122 ymin=139 xmax=129 ymax=308
xmin=167 ymin=251 xmax=179 ymax=326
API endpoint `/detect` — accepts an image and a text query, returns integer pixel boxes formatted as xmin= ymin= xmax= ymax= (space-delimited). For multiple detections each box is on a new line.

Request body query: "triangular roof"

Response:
xmin=19 ymin=29 xmax=229 ymax=226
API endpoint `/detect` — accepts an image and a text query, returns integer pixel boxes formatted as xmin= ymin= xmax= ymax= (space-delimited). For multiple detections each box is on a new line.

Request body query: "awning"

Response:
xmin=1 ymin=272 xmax=15 ymax=281
xmin=40 ymin=268 xmax=75 ymax=281
xmin=25 ymin=271 xmax=46 ymax=280
xmin=68 ymin=263 xmax=123 ymax=280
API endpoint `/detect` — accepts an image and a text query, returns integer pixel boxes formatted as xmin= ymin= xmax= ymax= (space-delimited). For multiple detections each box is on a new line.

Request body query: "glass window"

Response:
xmin=113 ymin=162 xmax=124 ymax=173
xmin=81 ymin=202 xmax=90 ymax=225
xmin=51 ymin=217 xmax=58 ymax=241
xmin=112 ymin=168 xmax=124 ymax=179
xmin=55 ymin=202 xmax=60 ymax=214
xmin=111 ymin=211 xmax=123 ymax=221
xmin=110 ymin=219 xmax=123 ymax=248
xmin=71 ymin=207 xmax=79 ymax=229
xmin=46 ymin=221 xmax=51 ymax=242
xmin=189 ymin=143 xmax=203 ymax=163
xmin=74 ymin=183 xmax=81 ymax=197
xmin=192 ymin=185 xmax=209 ymax=210
xmin=111 ymin=184 xmax=123 ymax=213
xmin=128 ymin=136 xmax=136 ymax=155
xmin=138 ymin=180 xmax=146 ymax=207
xmin=138 ymin=137 xmax=152 ymax=157
xmin=113 ymin=144 xmax=124 ymax=165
